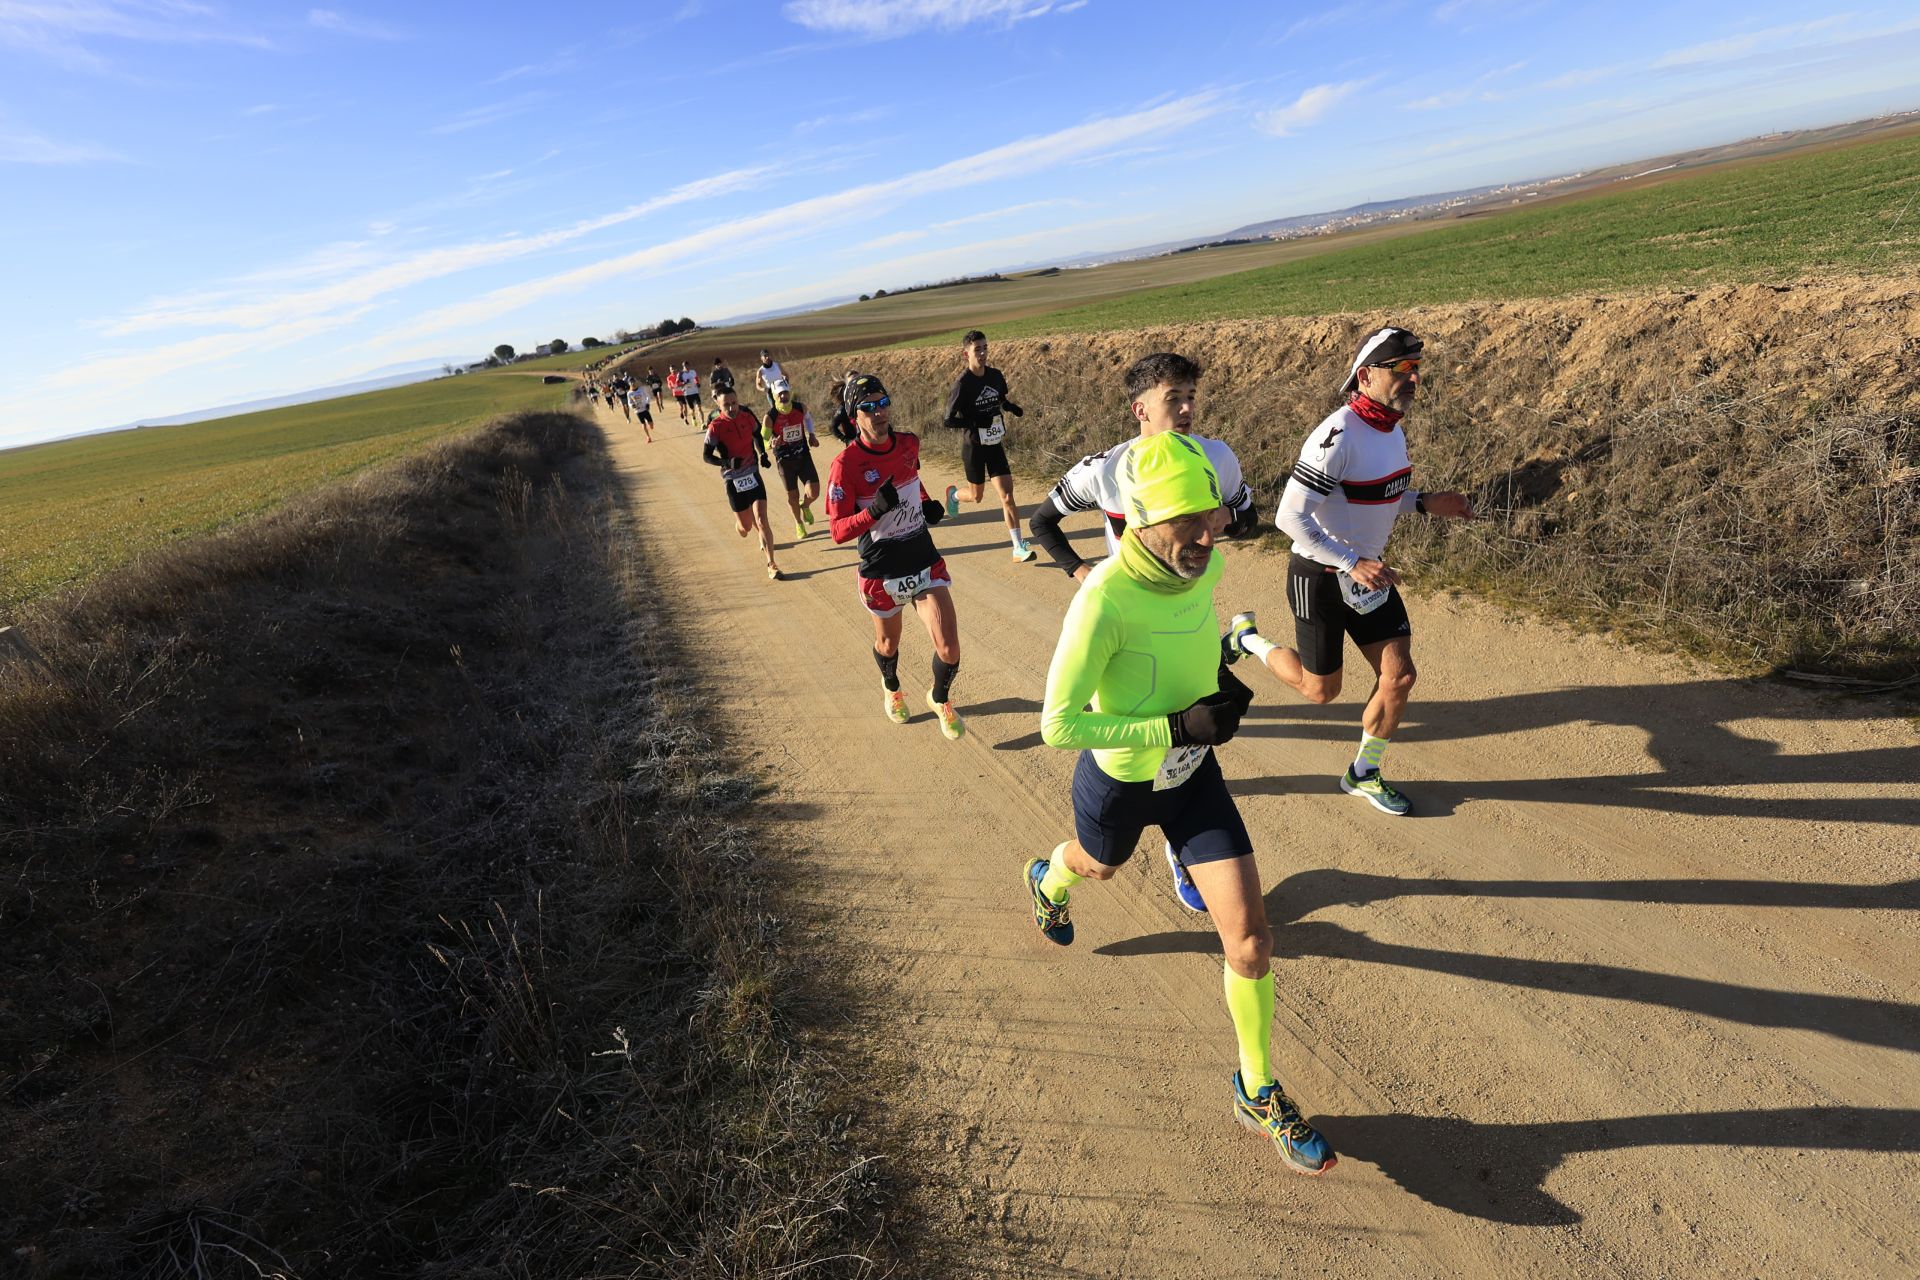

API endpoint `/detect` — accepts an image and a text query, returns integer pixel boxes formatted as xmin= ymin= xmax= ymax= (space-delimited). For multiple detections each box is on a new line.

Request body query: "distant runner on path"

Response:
xmin=1026 ymin=353 xmax=1259 ymax=582
xmin=760 ymin=378 xmax=820 ymax=540
xmin=627 ymin=379 xmax=655 ymax=443
xmin=701 ymin=386 xmax=783 ymax=580
xmin=1222 ymin=326 xmax=1477 ymax=817
xmin=679 ymin=363 xmax=703 ymax=416
xmin=942 ymin=329 xmax=1036 ymax=562
xmin=826 ymin=373 xmax=966 ymax=739
xmin=1024 ymin=430 xmax=1336 ymax=1178
xmin=753 ymin=348 xmax=786 ymax=412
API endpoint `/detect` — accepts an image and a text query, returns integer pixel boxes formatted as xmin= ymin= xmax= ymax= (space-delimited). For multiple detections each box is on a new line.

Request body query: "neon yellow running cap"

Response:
xmin=1121 ymin=431 xmax=1222 ymax=527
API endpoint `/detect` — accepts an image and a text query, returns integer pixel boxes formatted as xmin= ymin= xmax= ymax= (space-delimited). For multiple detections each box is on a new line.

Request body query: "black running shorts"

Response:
xmin=1287 ymin=553 xmax=1413 ymax=675
xmin=962 ymin=437 xmax=1011 ymax=485
xmin=775 ymin=448 xmax=819 ymax=492
xmin=1071 ymin=749 xmax=1252 ymax=868
xmin=724 ymin=473 xmax=768 ymax=513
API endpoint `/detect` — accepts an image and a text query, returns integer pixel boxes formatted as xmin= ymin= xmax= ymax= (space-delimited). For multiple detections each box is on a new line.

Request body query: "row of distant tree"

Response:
xmin=481 ymin=317 xmax=697 ymax=366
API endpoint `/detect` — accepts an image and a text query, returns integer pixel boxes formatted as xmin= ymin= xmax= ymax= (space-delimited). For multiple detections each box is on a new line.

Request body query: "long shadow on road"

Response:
xmin=1323 ymin=1105 xmax=1920 ymax=1225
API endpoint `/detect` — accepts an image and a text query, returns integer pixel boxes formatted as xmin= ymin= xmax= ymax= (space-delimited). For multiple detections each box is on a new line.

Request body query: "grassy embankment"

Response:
xmin=0 ymin=374 xmax=563 ymax=613
xmin=1 ymin=414 xmax=895 ymax=1276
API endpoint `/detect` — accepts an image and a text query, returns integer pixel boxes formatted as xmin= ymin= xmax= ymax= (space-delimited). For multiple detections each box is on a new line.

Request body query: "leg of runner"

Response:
xmin=873 ymin=613 xmax=909 ymax=723
xmin=1340 ymin=634 xmax=1416 ymax=815
xmin=989 ymin=472 xmax=1034 ymax=561
xmin=780 ymin=475 xmax=807 ymax=540
xmin=751 ymin=497 xmax=782 ymax=579
xmin=914 ymin=585 xmax=964 ymax=740
xmin=1225 ymin=611 xmax=1342 ymax=704
xmin=1184 ymin=854 xmax=1337 ymax=1177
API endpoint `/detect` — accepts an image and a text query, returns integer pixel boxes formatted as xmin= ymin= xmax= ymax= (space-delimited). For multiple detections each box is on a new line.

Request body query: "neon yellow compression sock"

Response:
xmin=1354 ymin=732 xmax=1390 ymax=778
xmin=1223 ymin=965 xmax=1275 ymax=1092
xmin=1038 ymin=841 xmax=1082 ymax=904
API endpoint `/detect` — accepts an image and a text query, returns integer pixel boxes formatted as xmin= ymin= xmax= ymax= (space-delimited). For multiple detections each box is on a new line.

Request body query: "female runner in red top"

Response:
xmin=826 ymin=374 xmax=965 ymax=739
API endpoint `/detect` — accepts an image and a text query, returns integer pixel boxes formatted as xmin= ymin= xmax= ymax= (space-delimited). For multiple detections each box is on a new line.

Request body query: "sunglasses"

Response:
xmin=1370 ymin=358 xmax=1421 ymax=375
xmin=856 ymin=395 xmax=891 ymax=413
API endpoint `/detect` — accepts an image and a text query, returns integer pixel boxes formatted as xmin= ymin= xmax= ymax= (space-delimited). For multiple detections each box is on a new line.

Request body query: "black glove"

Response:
xmin=1004 ymin=400 xmax=1025 ymax=417
xmin=1168 ymin=672 xmax=1254 ymax=747
xmin=757 ymin=451 xmax=772 ymax=470
xmin=868 ymin=478 xmax=900 ymax=517
xmin=921 ymin=496 xmax=945 ymax=526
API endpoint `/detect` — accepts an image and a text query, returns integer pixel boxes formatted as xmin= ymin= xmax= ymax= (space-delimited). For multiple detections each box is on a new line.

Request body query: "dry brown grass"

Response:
xmin=787 ymin=275 xmax=1920 ymax=680
xmin=0 ymin=412 xmax=896 ymax=1277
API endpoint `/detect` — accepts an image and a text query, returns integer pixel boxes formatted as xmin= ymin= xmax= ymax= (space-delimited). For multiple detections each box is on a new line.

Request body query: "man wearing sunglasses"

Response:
xmin=1224 ymin=326 xmax=1477 ymax=817
xmin=826 ymin=373 xmax=966 ymax=739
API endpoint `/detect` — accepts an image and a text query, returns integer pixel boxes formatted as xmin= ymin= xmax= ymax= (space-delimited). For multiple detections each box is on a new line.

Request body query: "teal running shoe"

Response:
xmin=1232 ymin=1071 xmax=1336 ymax=1176
xmin=1340 ymin=766 xmax=1412 ymax=816
xmin=945 ymin=484 xmax=961 ymax=518
xmin=1023 ymin=858 xmax=1073 ymax=946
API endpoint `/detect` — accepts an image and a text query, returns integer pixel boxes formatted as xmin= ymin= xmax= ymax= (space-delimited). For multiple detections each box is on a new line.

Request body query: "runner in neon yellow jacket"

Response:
xmin=1024 ymin=392 xmax=1336 ymax=1179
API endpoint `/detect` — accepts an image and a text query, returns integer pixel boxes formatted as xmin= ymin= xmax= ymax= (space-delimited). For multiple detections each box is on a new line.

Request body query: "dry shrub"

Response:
xmin=786 ymin=273 xmax=1919 ymax=678
xmin=0 ymin=413 xmax=893 ymax=1277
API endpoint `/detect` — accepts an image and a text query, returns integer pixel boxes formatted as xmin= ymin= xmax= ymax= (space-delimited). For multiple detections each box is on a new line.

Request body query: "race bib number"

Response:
xmin=882 ymin=569 xmax=929 ymax=605
xmin=977 ymin=416 xmax=1006 ymax=445
xmin=730 ymin=472 xmax=760 ymax=493
xmin=780 ymin=424 xmax=805 ymax=444
xmin=1153 ymin=744 xmax=1209 ymax=792
xmin=1336 ymin=569 xmax=1392 ymax=615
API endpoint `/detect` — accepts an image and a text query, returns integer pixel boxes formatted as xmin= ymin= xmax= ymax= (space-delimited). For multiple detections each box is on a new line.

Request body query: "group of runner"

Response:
xmin=604 ymin=324 xmax=1478 ymax=1178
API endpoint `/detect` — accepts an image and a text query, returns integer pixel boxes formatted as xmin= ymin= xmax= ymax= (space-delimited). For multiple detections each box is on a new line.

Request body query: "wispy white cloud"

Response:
xmin=427 ymin=92 xmax=547 ymax=136
xmin=1406 ymin=61 xmax=1527 ymax=110
xmin=240 ymin=101 xmax=280 ymax=116
xmin=932 ymin=198 xmax=1081 ymax=230
xmin=794 ymin=105 xmax=889 ymax=134
xmin=488 ymin=42 xmax=581 ymax=83
xmin=100 ymin=164 xmax=784 ymax=337
xmin=370 ymin=92 xmax=1221 ymax=343
xmin=0 ymin=0 xmax=271 ymax=71
xmin=0 ymin=119 xmax=124 ymax=164
xmin=1653 ymin=15 xmax=1852 ymax=69
xmin=1256 ymin=78 xmax=1372 ymax=137
xmin=1275 ymin=1 xmax=1367 ymax=42
xmin=307 ymin=8 xmax=404 ymax=40
xmin=784 ymin=0 xmax=1082 ymax=40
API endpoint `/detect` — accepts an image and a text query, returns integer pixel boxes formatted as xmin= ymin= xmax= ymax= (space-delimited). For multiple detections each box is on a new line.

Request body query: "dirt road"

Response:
xmin=591 ymin=399 xmax=1918 ymax=1278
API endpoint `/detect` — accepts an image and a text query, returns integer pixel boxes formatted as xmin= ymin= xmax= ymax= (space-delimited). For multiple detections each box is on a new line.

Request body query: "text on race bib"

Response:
xmin=977 ymin=416 xmax=1006 ymax=445
xmin=730 ymin=473 xmax=760 ymax=492
xmin=1336 ymin=570 xmax=1392 ymax=615
xmin=1153 ymin=744 xmax=1209 ymax=792
xmin=882 ymin=570 xmax=928 ymax=605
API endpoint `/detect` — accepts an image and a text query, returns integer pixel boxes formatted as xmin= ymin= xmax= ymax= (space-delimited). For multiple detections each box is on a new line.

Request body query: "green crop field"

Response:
xmin=908 ymin=127 xmax=1920 ymax=344
xmin=0 ymin=374 xmax=563 ymax=612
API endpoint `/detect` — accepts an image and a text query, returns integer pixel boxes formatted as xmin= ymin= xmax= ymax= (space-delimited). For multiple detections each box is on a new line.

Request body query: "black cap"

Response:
xmin=844 ymin=372 xmax=888 ymax=414
xmin=1341 ymin=326 xmax=1423 ymax=394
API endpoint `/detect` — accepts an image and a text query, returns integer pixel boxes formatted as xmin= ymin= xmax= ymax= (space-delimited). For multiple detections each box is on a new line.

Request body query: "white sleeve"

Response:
xmin=1204 ymin=439 xmax=1253 ymax=514
xmin=1275 ymin=428 xmax=1359 ymax=570
xmin=1049 ymin=453 xmax=1108 ymax=513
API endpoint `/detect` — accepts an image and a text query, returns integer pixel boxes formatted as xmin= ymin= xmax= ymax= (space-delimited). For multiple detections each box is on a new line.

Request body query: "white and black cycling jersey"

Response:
xmin=1047 ymin=433 xmax=1252 ymax=554
xmin=1276 ymin=403 xmax=1419 ymax=569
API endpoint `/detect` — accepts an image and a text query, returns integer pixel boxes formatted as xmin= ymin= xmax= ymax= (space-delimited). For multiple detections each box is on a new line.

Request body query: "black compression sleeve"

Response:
xmin=1026 ymin=498 xmax=1084 ymax=577
xmin=873 ymin=648 xmax=900 ymax=692
xmin=701 ymin=438 xmax=725 ymax=467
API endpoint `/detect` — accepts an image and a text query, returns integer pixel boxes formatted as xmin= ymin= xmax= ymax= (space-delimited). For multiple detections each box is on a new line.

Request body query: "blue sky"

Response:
xmin=4 ymin=0 xmax=1920 ymax=449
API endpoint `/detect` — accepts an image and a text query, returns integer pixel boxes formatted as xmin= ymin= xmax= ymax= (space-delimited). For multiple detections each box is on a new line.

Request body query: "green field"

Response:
xmin=494 ymin=342 xmax=643 ymax=371
xmin=0 ymin=375 xmax=563 ymax=611
xmin=660 ymin=124 xmax=1920 ymax=364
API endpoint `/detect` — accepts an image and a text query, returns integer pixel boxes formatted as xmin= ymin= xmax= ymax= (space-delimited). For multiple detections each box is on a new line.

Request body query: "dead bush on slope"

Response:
xmin=790 ymin=277 xmax=1919 ymax=679
xmin=0 ymin=412 xmax=894 ymax=1277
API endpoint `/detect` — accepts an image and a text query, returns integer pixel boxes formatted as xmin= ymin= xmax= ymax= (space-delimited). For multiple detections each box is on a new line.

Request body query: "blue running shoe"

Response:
xmin=1023 ymin=857 xmax=1073 ymax=946
xmin=1164 ymin=840 xmax=1207 ymax=914
xmin=1232 ymin=1071 xmax=1336 ymax=1176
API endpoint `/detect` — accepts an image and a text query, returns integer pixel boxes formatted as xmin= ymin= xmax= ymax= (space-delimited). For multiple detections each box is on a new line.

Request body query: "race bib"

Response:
xmin=882 ymin=569 xmax=929 ymax=605
xmin=781 ymin=424 xmax=805 ymax=444
xmin=1336 ymin=569 xmax=1392 ymax=615
xmin=730 ymin=472 xmax=760 ymax=493
xmin=1153 ymin=744 xmax=1210 ymax=792
xmin=977 ymin=416 xmax=1006 ymax=445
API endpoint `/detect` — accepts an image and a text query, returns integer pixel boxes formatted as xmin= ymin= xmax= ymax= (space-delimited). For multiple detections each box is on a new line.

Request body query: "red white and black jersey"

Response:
xmin=764 ymin=404 xmax=814 ymax=456
xmin=1275 ymin=399 xmax=1419 ymax=568
xmin=826 ymin=431 xmax=938 ymax=579
xmin=705 ymin=408 xmax=764 ymax=481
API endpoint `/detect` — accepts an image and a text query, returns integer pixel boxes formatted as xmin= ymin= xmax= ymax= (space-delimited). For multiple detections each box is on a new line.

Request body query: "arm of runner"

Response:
xmin=942 ymin=374 xmax=970 ymax=429
xmin=1210 ymin=446 xmax=1260 ymax=539
xmin=802 ymin=409 xmax=817 ymax=445
xmin=825 ymin=456 xmax=877 ymax=544
xmin=1040 ymin=590 xmax=1176 ymax=751
xmin=1275 ymin=479 xmax=1360 ymax=571
xmin=1027 ymin=493 xmax=1087 ymax=579
xmin=701 ymin=429 xmax=726 ymax=468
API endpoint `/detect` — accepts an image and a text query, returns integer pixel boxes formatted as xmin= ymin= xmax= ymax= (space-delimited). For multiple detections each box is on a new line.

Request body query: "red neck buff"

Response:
xmin=1347 ymin=391 xmax=1403 ymax=431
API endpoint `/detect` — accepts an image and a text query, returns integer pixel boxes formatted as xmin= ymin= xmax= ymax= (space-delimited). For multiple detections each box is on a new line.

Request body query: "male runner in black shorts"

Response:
xmin=701 ymin=386 xmax=783 ymax=580
xmin=760 ymin=377 xmax=820 ymax=540
xmin=942 ymin=329 xmax=1035 ymax=561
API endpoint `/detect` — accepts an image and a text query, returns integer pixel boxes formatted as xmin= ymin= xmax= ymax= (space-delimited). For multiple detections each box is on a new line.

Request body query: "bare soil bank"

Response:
xmin=0 ymin=414 xmax=891 ymax=1277
xmin=786 ymin=273 xmax=1919 ymax=678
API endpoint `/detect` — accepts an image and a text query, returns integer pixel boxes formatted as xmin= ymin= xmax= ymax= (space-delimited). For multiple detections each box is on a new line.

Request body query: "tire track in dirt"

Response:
xmin=588 ymin=398 xmax=1919 ymax=1278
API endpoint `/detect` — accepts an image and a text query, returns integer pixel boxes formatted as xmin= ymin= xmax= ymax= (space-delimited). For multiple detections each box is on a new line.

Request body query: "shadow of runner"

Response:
xmin=1324 ymin=1106 xmax=1920 ymax=1226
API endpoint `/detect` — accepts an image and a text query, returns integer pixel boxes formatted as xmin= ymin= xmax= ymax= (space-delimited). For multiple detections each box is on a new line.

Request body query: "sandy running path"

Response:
xmin=590 ymin=397 xmax=1918 ymax=1278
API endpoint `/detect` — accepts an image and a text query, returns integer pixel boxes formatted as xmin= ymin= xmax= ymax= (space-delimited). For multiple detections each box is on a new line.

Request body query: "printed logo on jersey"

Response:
xmin=864 ymin=469 xmax=880 ymax=484
xmin=1316 ymin=425 xmax=1344 ymax=451
xmin=829 ymin=484 xmax=845 ymax=502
